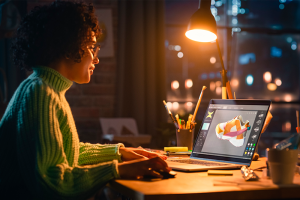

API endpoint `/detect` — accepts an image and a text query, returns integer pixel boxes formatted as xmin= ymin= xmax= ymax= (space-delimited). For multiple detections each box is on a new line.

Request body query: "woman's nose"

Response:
xmin=93 ymin=57 xmax=99 ymax=64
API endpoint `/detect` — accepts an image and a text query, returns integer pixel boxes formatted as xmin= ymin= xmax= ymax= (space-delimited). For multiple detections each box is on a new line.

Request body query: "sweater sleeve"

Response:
xmin=78 ymin=142 xmax=124 ymax=165
xmin=16 ymin=81 xmax=119 ymax=200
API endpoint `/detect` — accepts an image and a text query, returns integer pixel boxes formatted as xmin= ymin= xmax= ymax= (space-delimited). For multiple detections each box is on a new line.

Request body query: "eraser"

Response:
xmin=207 ymin=170 xmax=233 ymax=176
xmin=164 ymin=147 xmax=188 ymax=152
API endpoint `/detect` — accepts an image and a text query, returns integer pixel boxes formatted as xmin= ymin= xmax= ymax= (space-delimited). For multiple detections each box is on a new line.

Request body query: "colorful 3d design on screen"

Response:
xmin=215 ymin=115 xmax=251 ymax=147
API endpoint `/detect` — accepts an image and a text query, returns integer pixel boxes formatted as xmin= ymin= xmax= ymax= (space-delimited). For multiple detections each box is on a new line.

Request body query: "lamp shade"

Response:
xmin=185 ymin=0 xmax=217 ymax=42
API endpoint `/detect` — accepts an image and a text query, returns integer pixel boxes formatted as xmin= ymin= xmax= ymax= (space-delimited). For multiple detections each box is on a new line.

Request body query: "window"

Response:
xmin=165 ymin=0 xmax=300 ymax=155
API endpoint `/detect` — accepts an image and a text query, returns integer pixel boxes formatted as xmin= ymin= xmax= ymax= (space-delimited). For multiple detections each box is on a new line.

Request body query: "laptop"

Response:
xmin=167 ymin=99 xmax=271 ymax=171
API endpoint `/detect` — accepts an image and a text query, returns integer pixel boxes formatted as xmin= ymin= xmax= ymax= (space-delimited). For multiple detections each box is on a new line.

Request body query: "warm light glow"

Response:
xmin=275 ymin=78 xmax=282 ymax=86
xmin=172 ymin=102 xmax=179 ymax=110
xmin=274 ymin=97 xmax=280 ymax=102
xmin=210 ymin=81 xmax=216 ymax=91
xmin=185 ymin=102 xmax=193 ymax=111
xmin=185 ymin=79 xmax=193 ymax=88
xmin=216 ymin=86 xmax=222 ymax=95
xmin=282 ymin=121 xmax=291 ymax=132
xmin=186 ymin=102 xmax=193 ymax=107
xmin=171 ymin=80 xmax=179 ymax=90
xmin=231 ymin=79 xmax=239 ymax=88
xmin=263 ymin=71 xmax=272 ymax=83
xmin=174 ymin=45 xmax=181 ymax=51
xmin=284 ymin=94 xmax=292 ymax=102
xmin=177 ymin=52 xmax=183 ymax=58
xmin=166 ymin=102 xmax=173 ymax=109
xmin=215 ymin=81 xmax=221 ymax=87
xmin=185 ymin=29 xmax=217 ymax=42
xmin=267 ymin=83 xmax=277 ymax=91
xmin=210 ymin=57 xmax=216 ymax=64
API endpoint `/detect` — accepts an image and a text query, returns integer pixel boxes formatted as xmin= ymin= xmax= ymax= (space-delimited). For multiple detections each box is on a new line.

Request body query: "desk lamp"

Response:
xmin=185 ymin=0 xmax=233 ymax=99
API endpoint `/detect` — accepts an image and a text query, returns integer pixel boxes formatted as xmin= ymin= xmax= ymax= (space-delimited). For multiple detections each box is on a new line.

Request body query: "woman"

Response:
xmin=0 ymin=1 xmax=169 ymax=199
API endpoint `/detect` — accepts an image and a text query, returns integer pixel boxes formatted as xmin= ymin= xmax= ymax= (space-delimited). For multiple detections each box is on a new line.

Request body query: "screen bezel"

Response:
xmin=191 ymin=99 xmax=271 ymax=166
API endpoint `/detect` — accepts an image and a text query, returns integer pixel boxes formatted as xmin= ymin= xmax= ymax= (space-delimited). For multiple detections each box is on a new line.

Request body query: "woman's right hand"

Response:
xmin=118 ymin=157 xmax=171 ymax=179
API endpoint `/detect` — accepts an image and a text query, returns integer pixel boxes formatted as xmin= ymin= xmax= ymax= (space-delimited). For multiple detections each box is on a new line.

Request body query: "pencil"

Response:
xmin=192 ymin=86 xmax=207 ymax=123
xmin=175 ymin=114 xmax=180 ymax=126
xmin=163 ymin=100 xmax=178 ymax=129
xmin=186 ymin=114 xmax=192 ymax=129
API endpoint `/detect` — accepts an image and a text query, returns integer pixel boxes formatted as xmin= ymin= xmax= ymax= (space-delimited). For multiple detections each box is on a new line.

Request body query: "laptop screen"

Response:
xmin=191 ymin=99 xmax=271 ymax=165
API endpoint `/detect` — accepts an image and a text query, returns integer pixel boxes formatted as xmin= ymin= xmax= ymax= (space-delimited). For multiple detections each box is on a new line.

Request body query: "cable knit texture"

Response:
xmin=0 ymin=66 xmax=124 ymax=200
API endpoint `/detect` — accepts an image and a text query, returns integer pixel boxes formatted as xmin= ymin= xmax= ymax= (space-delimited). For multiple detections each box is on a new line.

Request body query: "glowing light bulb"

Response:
xmin=284 ymin=94 xmax=292 ymax=102
xmin=185 ymin=102 xmax=193 ymax=111
xmin=291 ymin=43 xmax=297 ymax=50
xmin=174 ymin=45 xmax=181 ymax=51
xmin=287 ymin=37 xmax=292 ymax=43
xmin=210 ymin=81 xmax=216 ymax=91
xmin=279 ymin=4 xmax=285 ymax=9
xmin=210 ymin=57 xmax=216 ymax=64
xmin=185 ymin=29 xmax=217 ymax=42
xmin=185 ymin=79 xmax=193 ymax=88
xmin=186 ymin=102 xmax=193 ymax=107
xmin=267 ymin=83 xmax=277 ymax=91
xmin=232 ymin=18 xmax=238 ymax=25
xmin=216 ymin=86 xmax=222 ymax=95
xmin=282 ymin=121 xmax=291 ymax=132
xmin=177 ymin=52 xmax=183 ymax=58
xmin=246 ymin=74 xmax=254 ymax=86
xmin=274 ymin=78 xmax=282 ymax=86
xmin=263 ymin=72 xmax=272 ymax=83
xmin=231 ymin=79 xmax=239 ymax=87
xmin=171 ymin=80 xmax=179 ymax=90
xmin=172 ymin=102 xmax=179 ymax=110
xmin=215 ymin=81 xmax=221 ymax=87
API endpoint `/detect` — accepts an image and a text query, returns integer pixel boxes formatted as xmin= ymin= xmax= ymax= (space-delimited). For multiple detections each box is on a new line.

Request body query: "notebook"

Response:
xmin=166 ymin=99 xmax=271 ymax=171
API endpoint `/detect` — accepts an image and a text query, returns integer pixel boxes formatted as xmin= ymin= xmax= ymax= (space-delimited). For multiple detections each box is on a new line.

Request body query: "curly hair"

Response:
xmin=11 ymin=1 xmax=100 ymax=71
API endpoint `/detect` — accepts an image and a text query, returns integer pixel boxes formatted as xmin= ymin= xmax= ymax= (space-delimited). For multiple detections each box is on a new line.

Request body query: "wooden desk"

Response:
xmin=108 ymin=158 xmax=300 ymax=200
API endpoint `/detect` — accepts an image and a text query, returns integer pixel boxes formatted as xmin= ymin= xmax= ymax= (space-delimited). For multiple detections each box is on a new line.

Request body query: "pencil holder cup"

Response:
xmin=176 ymin=129 xmax=195 ymax=151
xmin=267 ymin=148 xmax=298 ymax=184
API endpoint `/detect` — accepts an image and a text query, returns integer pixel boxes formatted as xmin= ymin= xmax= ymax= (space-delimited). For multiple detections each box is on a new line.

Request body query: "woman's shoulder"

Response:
xmin=21 ymin=75 xmax=49 ymax=92
xmin=14 ymin=75 xmax=55 ymax=100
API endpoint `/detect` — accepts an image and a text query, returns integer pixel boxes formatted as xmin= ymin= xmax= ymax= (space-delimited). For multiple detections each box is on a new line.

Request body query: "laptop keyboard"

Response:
xmin=169 ymin=159 xmax=230 ymax=166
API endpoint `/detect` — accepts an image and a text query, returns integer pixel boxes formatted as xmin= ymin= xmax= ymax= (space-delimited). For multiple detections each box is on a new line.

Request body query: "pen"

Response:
xmin=163 ymin=100 xmax=178 ymax=129
xmin=179 ymin=119 xmax=182 ymax=129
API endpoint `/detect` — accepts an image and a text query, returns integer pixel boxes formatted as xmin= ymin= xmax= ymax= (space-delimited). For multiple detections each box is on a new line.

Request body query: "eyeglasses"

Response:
xmin=89 ymin=44 xmax=101 ymax=58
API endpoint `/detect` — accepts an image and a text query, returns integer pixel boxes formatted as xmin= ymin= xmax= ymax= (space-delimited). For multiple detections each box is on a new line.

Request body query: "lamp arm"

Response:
xmin=199 ymin=0 xmax=211 ymax=9
xmin=216 ymin=39 xmax=233 ymax=99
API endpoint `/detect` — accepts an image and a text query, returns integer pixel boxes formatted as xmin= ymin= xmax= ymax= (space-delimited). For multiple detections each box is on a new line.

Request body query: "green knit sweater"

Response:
xmin=0 ymin=66 xmax=124 ymax=200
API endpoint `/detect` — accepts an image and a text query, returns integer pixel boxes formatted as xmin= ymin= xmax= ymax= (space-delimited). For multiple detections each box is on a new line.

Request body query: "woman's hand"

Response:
xmin=119 ymin=147 xmax=167 ymax=161
xmin=118 ymin=157 xmax=171 ymax=179
xmin=119 ymin=147 xmax=148 ymax=161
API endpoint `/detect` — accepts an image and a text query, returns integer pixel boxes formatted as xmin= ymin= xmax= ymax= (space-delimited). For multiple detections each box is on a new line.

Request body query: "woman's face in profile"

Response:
xmin=67 ymin=31 xmax=99 ymax=84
